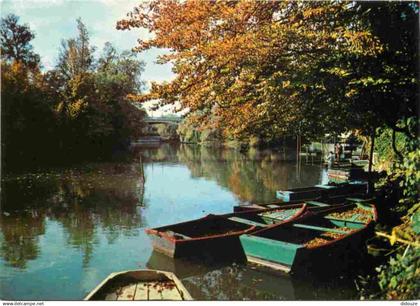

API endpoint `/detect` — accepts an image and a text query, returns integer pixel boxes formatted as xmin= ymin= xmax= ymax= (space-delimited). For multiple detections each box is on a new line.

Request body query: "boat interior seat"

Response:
xmin=323 ymin=217 xmax=366 ymax=229
xmin=346 ymin=197 xmax=374 ymax=203
xmin=306 ymin=201 xmax=330 ymax=207
xmin=228 ymin=217 xmax=267 ymax=228
xmin=262 ymin=211 xmax=289 ymax=219
xmin=164 ymin=231 xmax=191 ymax=239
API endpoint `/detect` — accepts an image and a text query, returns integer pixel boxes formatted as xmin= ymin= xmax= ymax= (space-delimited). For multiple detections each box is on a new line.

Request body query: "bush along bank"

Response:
xmin=359 ymin=124 xmax=419 ymax=300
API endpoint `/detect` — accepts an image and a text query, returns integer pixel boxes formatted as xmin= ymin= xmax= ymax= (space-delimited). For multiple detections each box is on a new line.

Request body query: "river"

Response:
xmin=0 ymin=143 xmax=360 ymax=300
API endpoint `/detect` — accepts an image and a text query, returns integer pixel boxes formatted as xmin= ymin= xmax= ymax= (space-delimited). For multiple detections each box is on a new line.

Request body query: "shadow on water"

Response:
xmin=1 ymin=162 xmax=145 ymax=269
xmin=0 ymin=143 xmax=359 ymax=300
xmin=146 ymin=250 xmax=360 ymax=300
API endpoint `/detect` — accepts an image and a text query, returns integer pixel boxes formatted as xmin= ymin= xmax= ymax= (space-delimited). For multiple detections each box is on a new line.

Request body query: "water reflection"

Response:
xmin=0 ymin=211 xmax=44 ymax=269
xmin=0 ymin=144 xmax=340 ymax=300
xmin=146 ymin=250 xmax=357 ymax=300
xmin=135 ymin=143 xmax=326 ymax=203
xmin=181 ymin=263 xmax=358 ymax=300
xmin=1 ymin=163 xmax=145 ymax=269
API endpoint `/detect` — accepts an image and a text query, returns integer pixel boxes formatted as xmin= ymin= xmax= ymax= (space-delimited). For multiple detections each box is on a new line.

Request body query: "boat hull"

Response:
xmin=243 ymin=227 xmax=371 ymax=274
xmin=275 ymin=183 xmax=367 ymax=202
xmin=146 ymin=204 xmax=307 ymax=259
xmin=148 ymin=231 xmax=246 ymax=260
xmin=276 ymin=187 xmax=323 ymax=202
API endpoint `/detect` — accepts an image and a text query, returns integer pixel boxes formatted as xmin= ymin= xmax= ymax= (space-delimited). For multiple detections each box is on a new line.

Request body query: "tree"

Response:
xmin=94 ymin=43 xmax=146 ymax=144
xmin=57 ymin=18 xmax=95 ymax=80
xmin=97 ymin=42 xmax=117 ymax=72
xmin=117 ymin=1 xmax=384 ymax=141
xmin=1 ymin=15 xmax=148 ymax=171
xmin=1 ymin=15 xmax=59 ymax=171
xmin=0 ymin=14 xmax=40 ymax=68
xmin=349 ymin=2 xmax=419 ymax=142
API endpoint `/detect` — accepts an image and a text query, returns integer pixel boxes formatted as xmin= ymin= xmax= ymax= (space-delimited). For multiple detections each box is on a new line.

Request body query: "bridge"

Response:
xmin=144 ymin=116 xmax=182 ymax=124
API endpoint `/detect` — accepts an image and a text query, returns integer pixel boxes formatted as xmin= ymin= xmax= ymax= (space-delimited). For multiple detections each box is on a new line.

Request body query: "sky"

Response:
xmin=1 ymin=0 xmax=177 ymax=115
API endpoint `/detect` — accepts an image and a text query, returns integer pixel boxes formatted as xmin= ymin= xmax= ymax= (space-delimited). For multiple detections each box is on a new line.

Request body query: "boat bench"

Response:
xmin=346 ymin=197 xmax=374 ymax=203
xmin=164 ymin=231 xmax=191 ymax=239
xmin=228 ymin=217 xmax=266 ymax=228
xmin=262 ymin=211 xmax=288 ymax=219
xmin=292 ymin=223 xmax=348 ymax=234
xmin=323 ymin=217 xmax=366 ymax=229
xmin=306 ymin=201 xmax=330 ymax=207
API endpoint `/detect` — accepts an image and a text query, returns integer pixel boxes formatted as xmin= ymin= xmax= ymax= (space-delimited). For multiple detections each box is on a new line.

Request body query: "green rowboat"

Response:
xmin=275 ymin=182 xmax=367 ymax=202
xmin=239 ymin=202 xmax=377 ymax=273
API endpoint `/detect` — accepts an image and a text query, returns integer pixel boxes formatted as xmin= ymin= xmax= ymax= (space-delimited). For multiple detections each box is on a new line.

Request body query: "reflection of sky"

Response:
xmin=320 ymin=167 xmax=329 ymax=185
xmin=0 ymin=219 xmax=149 ymax=299
xmin=142 ymin=164 xmax=240 ymax=227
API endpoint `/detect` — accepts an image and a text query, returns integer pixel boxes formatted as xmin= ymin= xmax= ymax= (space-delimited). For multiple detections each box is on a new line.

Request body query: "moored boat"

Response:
xmin=233 ymin=199 xmax=330 ymax=213
xmin=84 ymin=269 xmax=192 ymax=301
xmin=233 ymin=195 xmax=357 ymax=212
xmin=146 ymin=204 xmax=308 ymax=258
xmin=233 ymin=191 xmax=370 ymax=213
xmin=327 ymin=166 xmax=367 ymax=182
xmin=239 ymin=202 xmax=377 ymax=274
xmin=275 ymin=182 xmax=367 ymax=202
xmin=276 ymin=186 xmax=324 ymax=202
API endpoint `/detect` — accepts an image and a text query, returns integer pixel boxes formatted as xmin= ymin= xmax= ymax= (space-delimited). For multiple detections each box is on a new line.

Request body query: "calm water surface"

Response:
xmin=0 ymin=144 xmax=359 ymax=300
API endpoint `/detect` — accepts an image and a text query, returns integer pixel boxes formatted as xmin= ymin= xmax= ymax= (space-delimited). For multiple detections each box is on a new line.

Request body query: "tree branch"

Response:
xmin=392 ymin=129 xmax=403 ymax=161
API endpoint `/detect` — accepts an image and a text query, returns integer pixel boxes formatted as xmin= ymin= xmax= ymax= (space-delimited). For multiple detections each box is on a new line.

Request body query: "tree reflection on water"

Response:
xmin=0 ymin=162 xmax=145 ymax=268
xmin=137 ymin=143 xmax=324 ymax=203
xmin=0 ymin=144 xmax=334 ymax=300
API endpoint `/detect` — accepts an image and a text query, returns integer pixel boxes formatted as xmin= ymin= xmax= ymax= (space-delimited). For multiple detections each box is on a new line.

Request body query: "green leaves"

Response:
xmin=376 ymin=247 xmax=420 ymax=299
xmin=411 ymin=212 xmax=420 ymax=235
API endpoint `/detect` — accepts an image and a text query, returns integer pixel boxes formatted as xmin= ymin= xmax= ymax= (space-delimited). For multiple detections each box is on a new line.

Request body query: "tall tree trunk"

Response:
xmin=392 ymin=129 xmax=403 ymax=161
xmin=368 ymin=130 xmax=375 ymax=173
xmin=368 ymin=130 xmax=376 ymax=195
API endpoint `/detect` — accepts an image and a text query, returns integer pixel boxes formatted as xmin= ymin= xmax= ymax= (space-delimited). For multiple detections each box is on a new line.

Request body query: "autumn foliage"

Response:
xmin=1 ymin=15 xmax=146 ymax=171
xmin=117 ymin=0 xmax=398 ymax=140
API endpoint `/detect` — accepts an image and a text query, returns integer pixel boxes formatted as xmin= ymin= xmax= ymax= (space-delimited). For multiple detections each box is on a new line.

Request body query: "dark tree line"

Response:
xmin=1 ymin=15 xmax=146 ymax=172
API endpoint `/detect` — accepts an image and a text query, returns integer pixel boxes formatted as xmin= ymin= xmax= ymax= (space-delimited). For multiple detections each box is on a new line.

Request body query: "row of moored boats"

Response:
xmin=86 ymin=181 xmax=377 ymax=300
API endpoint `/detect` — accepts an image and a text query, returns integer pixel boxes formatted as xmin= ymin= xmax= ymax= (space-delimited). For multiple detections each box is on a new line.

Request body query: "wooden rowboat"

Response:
xmin=233 ymin=190 xmax=371 ymax=213
xmin=233 ymin=198 xmax=336 ymax=213
xmin=239 ymin=202 xmax=377 ymax=274
xmin=276 ymin=186 xmax=324 ymax=202
xmin=84 ymin=269 xmax=192 ymax=301
xmin=275 ymin=182 xmax=367 ymax=202
xmin=327 ymin=166 xmax=366 ymax=182
xmin=145 ymin=204 xmax=308 ymax=258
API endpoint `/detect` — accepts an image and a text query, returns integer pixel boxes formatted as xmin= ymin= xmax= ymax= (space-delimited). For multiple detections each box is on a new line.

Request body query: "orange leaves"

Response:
xmin=117 ymin=0 xmax=384 ymax=139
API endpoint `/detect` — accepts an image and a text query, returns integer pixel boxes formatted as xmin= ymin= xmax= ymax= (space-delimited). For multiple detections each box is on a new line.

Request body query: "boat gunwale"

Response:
xmin=249 ymin=202 xmax=376 ymax=236
xmin=145 ymin=204 xmax=308 ymax=244
xmin=304 ymin=205 xmax=376 ymax=250
xmin=277 ymin=186 xmax=324 ymax=194
xmin=235 ymin=197 xmax=324 ymax=211
xmin=247 ymin=203 xmax=377 ymax=251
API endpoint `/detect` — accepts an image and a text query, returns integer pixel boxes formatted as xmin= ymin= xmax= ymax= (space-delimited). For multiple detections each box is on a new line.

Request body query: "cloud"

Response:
xmin=1 ymin=0 xmax=175 ymax=85
xmin=1 ymin=0 xmax=65 ymax=12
